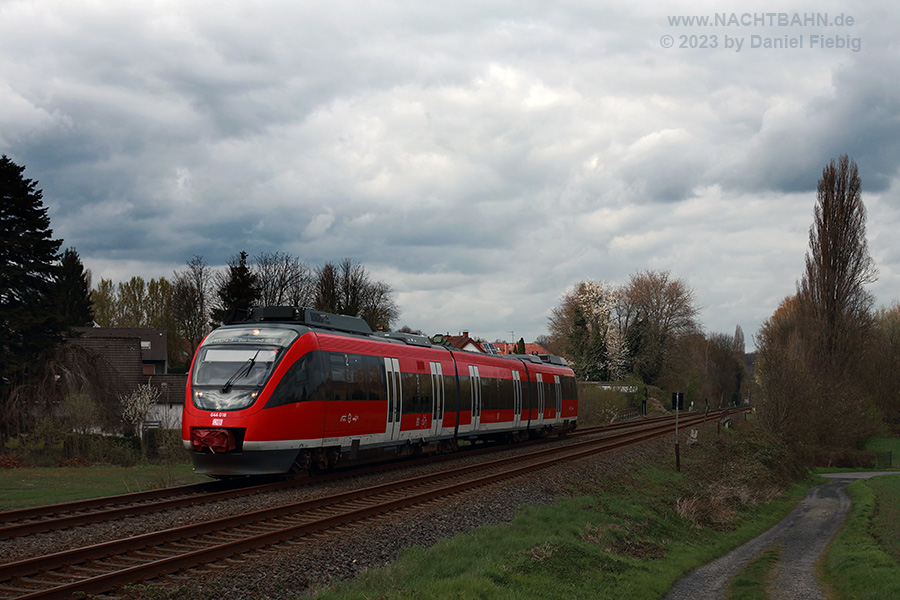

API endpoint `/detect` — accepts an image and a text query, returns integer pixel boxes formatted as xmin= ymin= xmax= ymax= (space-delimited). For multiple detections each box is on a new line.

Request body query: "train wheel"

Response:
xmin=311 ymin=448 xmax=330 ymax=472
xmin=288 ymin=451 xmax=312 ymax=478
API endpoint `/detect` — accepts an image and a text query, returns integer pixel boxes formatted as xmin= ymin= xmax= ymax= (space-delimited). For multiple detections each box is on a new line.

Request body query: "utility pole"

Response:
xmin=672 ymin=392 xmax=683 ymax=471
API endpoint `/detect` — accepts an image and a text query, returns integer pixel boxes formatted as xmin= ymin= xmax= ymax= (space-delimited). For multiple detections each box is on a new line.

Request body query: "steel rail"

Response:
xmin=0 ymin=411 xmax=722 ymax=599
xmin=0 ymin=409 xmax=707 ymax=539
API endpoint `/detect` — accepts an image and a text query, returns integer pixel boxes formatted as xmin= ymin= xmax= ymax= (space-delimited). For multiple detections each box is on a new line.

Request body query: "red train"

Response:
xmin=182 ymin=307 xmax=578 ymax=476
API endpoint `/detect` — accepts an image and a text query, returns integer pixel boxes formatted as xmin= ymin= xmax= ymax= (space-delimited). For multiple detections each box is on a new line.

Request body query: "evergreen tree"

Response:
xmin=212 ymin=251 xmax=260 ymax=324
xmin=53 ymin=247 xmax=93 ymax=327
xmin=0 ymin=155 xmax=63 ymax=386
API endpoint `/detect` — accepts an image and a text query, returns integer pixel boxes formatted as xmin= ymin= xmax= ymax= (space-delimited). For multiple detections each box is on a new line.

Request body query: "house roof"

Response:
xmin=72 ymin=327 xmax=168 ymax=363
xmin=445 ymin=334 xmax=485 ymax=353
xmin=493 ymin=342 xmax=550 ymax=356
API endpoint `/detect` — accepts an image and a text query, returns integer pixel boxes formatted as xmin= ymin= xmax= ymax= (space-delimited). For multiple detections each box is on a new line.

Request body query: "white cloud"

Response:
xmin=1 ymin=0 xmax=897 ymax=348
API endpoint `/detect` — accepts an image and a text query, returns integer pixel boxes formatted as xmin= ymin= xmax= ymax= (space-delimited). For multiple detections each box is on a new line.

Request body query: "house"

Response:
xmin=444 ymin=331 xmax=485 ymax=353
xmin=71 ymin=327 xmax=168 ymax=375
xmin=67 ymin=327 xmax=186 ymax=430
xmin=493 ymin=342 xmax=550 ymax=356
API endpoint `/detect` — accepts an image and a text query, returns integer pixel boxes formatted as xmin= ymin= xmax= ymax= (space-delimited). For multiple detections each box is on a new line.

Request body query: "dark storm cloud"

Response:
xmin=2 ymin=0 xmax=899 ymax=343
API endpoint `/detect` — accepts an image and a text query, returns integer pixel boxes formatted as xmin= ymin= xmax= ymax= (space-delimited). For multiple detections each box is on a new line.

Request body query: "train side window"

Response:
xmin=443 ymin=373 xmax=457 ymax=412
xmin=347 ymin=354 xmax=368 ymax=400
xmin=458 ymin=374 xmax=471 ymax=413
xmin=365 ymin=354 xmax=385 ymax=401
xmin=481 ymin=376 xmax=498 ymax=411
xmin=401 ymin=371 xmax=432 ymax=414
xmin=328 ymin=353 xmax=348 ymax=401
xmin=497 ymin=377 xmax=513 ymax=411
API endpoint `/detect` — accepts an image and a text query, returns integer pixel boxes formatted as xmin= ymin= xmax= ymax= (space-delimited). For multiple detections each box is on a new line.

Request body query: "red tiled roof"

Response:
xmin=445 ymin=334 xmax=484 ymax=352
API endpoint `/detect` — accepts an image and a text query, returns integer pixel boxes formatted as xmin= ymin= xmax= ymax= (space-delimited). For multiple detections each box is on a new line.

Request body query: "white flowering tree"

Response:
xmin=549 ymin=280 xmax=625 ymax=381
xmin=119 ymin=383 xmax=161 ymax=457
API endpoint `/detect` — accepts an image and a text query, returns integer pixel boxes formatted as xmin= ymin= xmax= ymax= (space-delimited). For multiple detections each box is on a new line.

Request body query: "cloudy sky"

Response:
xmin=2 ymin=1 xmax=898 ymax=349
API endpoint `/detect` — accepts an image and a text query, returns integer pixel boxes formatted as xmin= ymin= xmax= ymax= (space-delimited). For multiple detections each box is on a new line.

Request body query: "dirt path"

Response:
xmin=663 ymin=472 xmax=896 ymax=600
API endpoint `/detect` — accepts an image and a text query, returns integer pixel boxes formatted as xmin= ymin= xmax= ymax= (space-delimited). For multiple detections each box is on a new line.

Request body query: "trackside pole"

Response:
xmin=672 ymin=392 xmax=683 ymax=472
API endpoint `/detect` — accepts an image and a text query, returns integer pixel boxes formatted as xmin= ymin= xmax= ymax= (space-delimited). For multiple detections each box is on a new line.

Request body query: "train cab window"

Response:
xmin=265 ymin=351 xmax=327 ymax=409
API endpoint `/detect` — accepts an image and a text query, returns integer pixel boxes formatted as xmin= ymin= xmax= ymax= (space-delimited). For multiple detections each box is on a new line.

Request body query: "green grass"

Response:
xmin=0 ymin=464 xmax=208 ymax=511
xmin=865 ymin=438 xmax=900 ymax=454
xmin=866 ymin=437 xmax=900 ymax=467
xmin=726 ymin=547 xmax=781 ymax=600
xmin=313 ymin=434 xmax=814 ymax=600
xmin=823 ymin=474 xmax=900 ymax=599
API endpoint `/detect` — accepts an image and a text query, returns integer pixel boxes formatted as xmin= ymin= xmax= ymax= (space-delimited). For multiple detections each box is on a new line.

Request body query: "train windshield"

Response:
xmin=191 ymin=327 xmax=299 ymax=411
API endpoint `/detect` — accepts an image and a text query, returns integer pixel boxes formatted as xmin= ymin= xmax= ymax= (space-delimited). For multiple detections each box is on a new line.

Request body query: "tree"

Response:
xmin=618 ymin=270 xmax=699 ymax=386
xmin=212 ymin=251 xmax=260 ymax=325
xmin=798 ymin=155 xmax=877 ymax=361
xmin=52 ymin=247 xmax=93 ymax=327
xmin=547 ymin=280 xmax=622 ymax=381
xmin=359 ymin=279 xmax=399 ymax=331
xmin=314 ymin=258 xmax=399 ymax=331
xmin=315 ymin=262 xmax=340 ymax=314
xmin=0 ymin=155 xmax=63 ymax=388
xmin=869 ymin=305 xmax=900 ymax=432
xmin=91 ymin=278 xmax=117 ymax=326
xmin=516 ymin=338 xmax=526 ymax=354
xmin=254 ymin=251 xmax=314 ymax=307
xmin=171 ymin=255 xmax=212 ymax=368
xmin=757 ymin=156 xmax=882 ymax=449
xmin=117 ymin=276 xmax=148 ymax=327
xmin=119 ymin=382 xmax=161 ymax=458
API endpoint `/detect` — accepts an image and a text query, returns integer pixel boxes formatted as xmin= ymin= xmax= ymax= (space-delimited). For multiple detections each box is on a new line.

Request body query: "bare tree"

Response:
xmin=757 ymin=156 xmax=882 ymax=450
xmin=798 ymin=154 xmax=877 ymax=361
xmin=253 ymin=251 xmax=314 ymax=307
xmin=315 ymin=262 xmax=339 ymax=314
xmin=619 ymin=270 xmax=699 ymax=385
xmin=360 ymin=279 xmax=399 ymax=331
xmin=314 ymin=259 xmax=399 ymax=331
xmin=171 ymin=255 xmax=211 ymax=367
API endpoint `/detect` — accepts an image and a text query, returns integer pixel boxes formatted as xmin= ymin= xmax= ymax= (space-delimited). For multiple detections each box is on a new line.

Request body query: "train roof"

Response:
xmin=223 ymin=306 xmax=569 ymax=367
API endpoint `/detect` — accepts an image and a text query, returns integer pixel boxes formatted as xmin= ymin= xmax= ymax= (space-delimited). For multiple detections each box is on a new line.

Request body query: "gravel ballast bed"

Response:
xmin=3 ymin=431 xmax=674 ymax=599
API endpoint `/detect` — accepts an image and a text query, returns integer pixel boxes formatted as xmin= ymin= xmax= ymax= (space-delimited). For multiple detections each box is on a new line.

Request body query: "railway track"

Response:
xmin=0 ymin=410 xmax=724 ymax=599
xmin=0 ymin=411 xmax=697 ymax=540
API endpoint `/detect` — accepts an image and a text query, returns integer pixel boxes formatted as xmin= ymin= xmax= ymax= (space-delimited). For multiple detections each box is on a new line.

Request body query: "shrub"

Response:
xmin=63 ymin=433 xmax=142 ymax=466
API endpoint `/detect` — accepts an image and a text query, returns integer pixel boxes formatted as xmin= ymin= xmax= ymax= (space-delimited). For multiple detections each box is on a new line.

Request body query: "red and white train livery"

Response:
xmin=182 ymin=307 xmax=578 ymax=476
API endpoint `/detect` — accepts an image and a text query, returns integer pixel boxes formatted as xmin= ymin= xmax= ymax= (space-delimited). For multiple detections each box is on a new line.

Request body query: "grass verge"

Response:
xmin=822 ymin=474 xmax=900 ymax=599
xmin=726 ymin=547 xmax=781 ymax=600
xmin=314 ymin=424 xmax=812 ymax=600
xmin=0 ymin=464 xmax=208 ymax=511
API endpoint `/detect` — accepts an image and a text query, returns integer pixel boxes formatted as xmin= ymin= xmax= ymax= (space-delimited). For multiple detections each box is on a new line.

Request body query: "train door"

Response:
xmin=535 ymin=373 xmax=545 ymax=426
xmin=469 ymin=365 xmax=481 ymax=430
xmin=553 ymin=375 xmax=562 ymax=421
xmin=430 ymin=361 xmax=444 ymax=437
xmin=512 ymin=370 xmax=523 ymax=428
xmin=384 ymin=357 xmax=402 ymax=441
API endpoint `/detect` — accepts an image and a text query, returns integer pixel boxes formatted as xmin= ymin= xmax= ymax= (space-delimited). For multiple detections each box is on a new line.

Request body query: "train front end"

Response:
xmin=182 ymin=323 xmax=308 ymax=476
